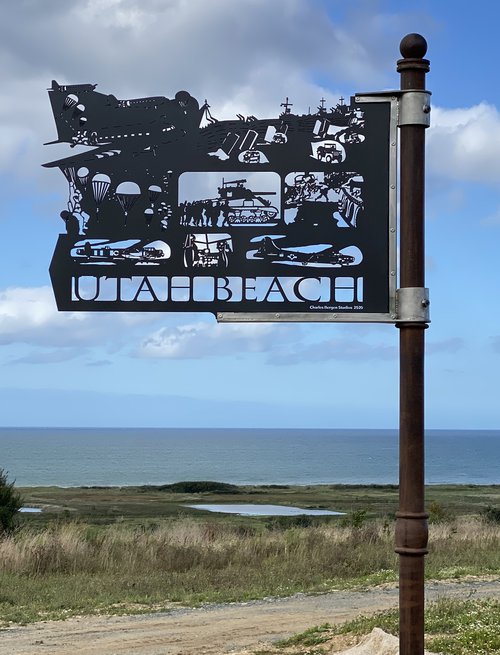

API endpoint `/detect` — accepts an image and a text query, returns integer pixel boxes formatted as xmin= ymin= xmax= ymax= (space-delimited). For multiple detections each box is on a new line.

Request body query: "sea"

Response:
xmin=0 ymin=428 xmax=499 ymax=488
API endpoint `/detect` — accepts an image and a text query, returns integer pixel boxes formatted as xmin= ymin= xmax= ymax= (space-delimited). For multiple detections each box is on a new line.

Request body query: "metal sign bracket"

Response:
xmin=398 ymin=91 xmax=431 ymax=127
xmin=395 ymin=287 xmax=430 ymax=323
xmin=355 ymin=89 xmax=431 ymax=127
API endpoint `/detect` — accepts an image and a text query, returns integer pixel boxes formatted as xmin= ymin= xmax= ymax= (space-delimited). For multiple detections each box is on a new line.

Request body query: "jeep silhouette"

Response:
xmin=316 ymin=143 xmax=342 ymax=163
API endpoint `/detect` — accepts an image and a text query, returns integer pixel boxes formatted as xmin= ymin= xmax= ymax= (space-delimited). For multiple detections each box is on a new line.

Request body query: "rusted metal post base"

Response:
xmin=396 ymin=34 xmax=430 ymax=655
xmin=398 ymin=554 xmax=427 ymax=652
xmin=396 ymin=323 xmax=429 ymax=655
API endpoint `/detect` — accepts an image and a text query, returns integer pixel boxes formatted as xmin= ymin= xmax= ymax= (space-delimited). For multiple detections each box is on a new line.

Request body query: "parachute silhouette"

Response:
xmin=91 ymin=173 xmax=111 ymax=214
xmin=63 ymin=94 xmax=78 ymax=110
xmin=144 ymin=207 xmax=154 ymax=226
xmin=116 ymin=181 xmax=141 ymax=220
xmin=148 ymin=184 xmax=162 ymax=205
xmin=77 ymin=167 xmax=89 ymax=188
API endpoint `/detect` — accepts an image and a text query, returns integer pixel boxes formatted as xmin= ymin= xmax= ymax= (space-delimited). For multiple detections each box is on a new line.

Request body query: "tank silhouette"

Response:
xmin=181 ymin=178 xmax=279 ymax=226
xmin=216 ymin=178 xmax=278 ymax=224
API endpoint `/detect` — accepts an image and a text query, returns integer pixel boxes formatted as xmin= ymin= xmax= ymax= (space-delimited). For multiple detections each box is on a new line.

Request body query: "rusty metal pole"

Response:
xmin=395 ymin=34 xmax=430 ymax=655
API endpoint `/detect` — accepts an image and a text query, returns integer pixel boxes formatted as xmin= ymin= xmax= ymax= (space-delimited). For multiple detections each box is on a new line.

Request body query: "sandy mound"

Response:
xmin=336 ymin=628 xmax=439 ymax=655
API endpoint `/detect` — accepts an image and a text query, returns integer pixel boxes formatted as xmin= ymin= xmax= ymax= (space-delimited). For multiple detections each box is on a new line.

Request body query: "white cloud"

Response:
xmin=0 ymin=74 xmax=55 ymax=178
xmin=0 ymin=286 xmax=81 ymax=345
xmin=8 ymin=1 xmax=500 ymax=193
xmin=0 ymin=0 xmax=399 ymax=178
xmin=139 ymin=321 xmax=399 ymax=364
xmin=428 ymin=103 xmax=500 ymax=184
xmin=75 ymin=0 xmax=150 ymax=30
xmin=139 ymin=320 xmax=296 ymax=359
xmin=0 ymin=284 xmax=416 ymax=364
xmin=0 ymin=285 xmax=160 ymax=348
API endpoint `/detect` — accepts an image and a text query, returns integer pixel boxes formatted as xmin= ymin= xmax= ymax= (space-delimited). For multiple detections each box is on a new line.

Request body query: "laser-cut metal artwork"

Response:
xmin=44 ymin=80 xmax=396 ymax=320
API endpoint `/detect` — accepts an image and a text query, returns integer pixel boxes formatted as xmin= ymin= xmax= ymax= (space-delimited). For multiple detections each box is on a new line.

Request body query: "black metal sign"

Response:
xmin=44 ymin=81 xmax=396 ymax=321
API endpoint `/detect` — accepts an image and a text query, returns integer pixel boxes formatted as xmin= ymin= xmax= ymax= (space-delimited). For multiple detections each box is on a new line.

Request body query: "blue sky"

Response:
xmin=0 ymin=0 xmax=499 ymax=429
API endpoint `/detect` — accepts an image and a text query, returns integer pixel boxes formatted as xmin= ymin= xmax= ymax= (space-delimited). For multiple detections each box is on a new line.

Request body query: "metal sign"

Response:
xmin=44 ymin=81 xmax=397 ymax=321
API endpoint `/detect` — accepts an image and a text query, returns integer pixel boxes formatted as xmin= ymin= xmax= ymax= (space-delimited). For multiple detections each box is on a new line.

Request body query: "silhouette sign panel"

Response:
xmin=44 ymin=82 xmax=396 ymax=321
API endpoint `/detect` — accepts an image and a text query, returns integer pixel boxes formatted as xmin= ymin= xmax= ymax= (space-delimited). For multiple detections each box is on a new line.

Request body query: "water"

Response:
xmin=0 ymin=427 xmax=499 ymax=487
xmin=186 ymin=504 xmax=345 ymax=516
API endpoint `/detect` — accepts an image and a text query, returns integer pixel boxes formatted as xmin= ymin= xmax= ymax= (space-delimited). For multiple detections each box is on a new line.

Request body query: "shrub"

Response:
xmin=0 ymin=469 xmax=23 ymax=535
xmin=481 ymin=505 xmax=500 ymax=524
xmin=340 ymin=509 xmax=368 ymax=528
xmin=428 ymin=500 xmax=450 ymax=523
xmin=158 ymin=481 xmax=241 ymax=494
xmin=259 ymin=484 xmax=290 ymax=489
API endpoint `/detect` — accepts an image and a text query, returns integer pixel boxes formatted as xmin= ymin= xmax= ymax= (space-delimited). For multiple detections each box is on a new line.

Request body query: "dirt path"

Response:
xmin=1 ymin=578 xmax=499 ymax=655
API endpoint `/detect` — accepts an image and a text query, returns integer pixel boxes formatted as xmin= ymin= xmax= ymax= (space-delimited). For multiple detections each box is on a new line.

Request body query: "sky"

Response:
xmin=0 ymin=0 xmax=499 ymax=429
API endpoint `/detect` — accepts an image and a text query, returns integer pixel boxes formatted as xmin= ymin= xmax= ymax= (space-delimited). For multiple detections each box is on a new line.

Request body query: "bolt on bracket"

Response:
xmin=398 ymin=90 xmax=431 ymax=127
xmin=395 ymin=287 xmax=430 ymax=322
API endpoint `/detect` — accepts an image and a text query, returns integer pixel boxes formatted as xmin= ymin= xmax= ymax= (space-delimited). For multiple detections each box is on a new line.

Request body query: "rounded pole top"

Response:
xmin=400 ymin=33 xmax=428 ymax=59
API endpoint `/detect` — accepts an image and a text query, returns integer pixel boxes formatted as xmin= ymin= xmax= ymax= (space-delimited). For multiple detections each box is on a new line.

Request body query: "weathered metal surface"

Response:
xmin=396 ymin=32 xmax=430 ymax=655
xmin=396 ymin=287 xmax=430 ymax=322
xmin=398 ymin=91 xmax=431 ymax=127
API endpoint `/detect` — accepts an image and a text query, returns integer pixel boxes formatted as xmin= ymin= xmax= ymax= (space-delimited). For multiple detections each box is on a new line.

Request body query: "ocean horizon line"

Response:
xmin=2 ymin=426 xmax=499 ymax=432
xmin=17 ymin=481 xmax=500 ymax=489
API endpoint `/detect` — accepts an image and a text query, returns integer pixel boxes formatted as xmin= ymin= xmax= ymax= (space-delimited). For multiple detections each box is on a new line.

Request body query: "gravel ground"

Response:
xmin=0 ymin=577 xmax=498 ymax=655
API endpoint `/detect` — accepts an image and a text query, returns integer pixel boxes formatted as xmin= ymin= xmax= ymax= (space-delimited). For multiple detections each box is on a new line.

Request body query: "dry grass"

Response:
xmin=0 ymin=516 xmax=498 ymax=624
xmin=1 ymin=516 xmax=498 ymax=580
xmin=0 ymin=520 xmax=393 ymax=577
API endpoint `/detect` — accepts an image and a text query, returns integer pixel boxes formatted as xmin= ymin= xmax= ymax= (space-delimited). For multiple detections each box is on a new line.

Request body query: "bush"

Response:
xmin=340 ymin=509 xmax=368 ymax=528
xmin=156 ymin=481 xmax=241 ymax=494
xmin=481 ymin=505 xmax=500 ymax=524
xmin=0 ymin=469 xmax=23 ymax=535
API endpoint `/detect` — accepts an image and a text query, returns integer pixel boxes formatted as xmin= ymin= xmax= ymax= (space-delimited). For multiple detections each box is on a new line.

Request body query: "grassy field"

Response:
xmin=17 ymin=482 xmax=500 ymax=527
xmin=0 ymin=483 xmax=498 ymax=630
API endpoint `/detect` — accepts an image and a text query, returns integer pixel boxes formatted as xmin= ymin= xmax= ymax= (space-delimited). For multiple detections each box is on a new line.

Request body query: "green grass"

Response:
xmin=0 ymin=515 xmax=498 ymax=627
xmin=274 ymin=598 xmax=500 ymax=655
xmin=276 ymin=624 xmax=333 ymax=648
xmin=426 ymin=598 xmax=500 ymax=655
xmin=17 ymin=483 xmax=500 ymax=528
xmin=2 ymin=484 xmax=499 ymax=628
xmin=0 ymin=520 xmax=395 ymax=625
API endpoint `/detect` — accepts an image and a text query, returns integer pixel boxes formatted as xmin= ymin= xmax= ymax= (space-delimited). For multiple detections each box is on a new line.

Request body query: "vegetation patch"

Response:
xmin=0 ymin=469 xmax=23 ymax=535
xmin=272 ymin=598 xmax=500 ymax=655
xmin=144 ymin=481 xmax=241 ymax=494
xmin=481 ymin=505 xmax=500 ymax=524
xmin=276 ymin=623 xmax=333 ymax=648
xmin=1 ymin=484 xmax=498 ymax=627
xmin=0 ymin=515 xmax=499 ymax=626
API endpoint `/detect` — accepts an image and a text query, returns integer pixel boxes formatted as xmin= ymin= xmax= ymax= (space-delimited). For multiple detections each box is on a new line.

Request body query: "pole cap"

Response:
xmin=400 ymin=33 xmax=428 ymax=59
